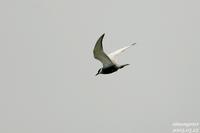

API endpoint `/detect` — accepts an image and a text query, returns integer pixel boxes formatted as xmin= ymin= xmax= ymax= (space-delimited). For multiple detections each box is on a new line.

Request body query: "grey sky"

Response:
xmin=0 ymin=0 xmax=199 ymax=133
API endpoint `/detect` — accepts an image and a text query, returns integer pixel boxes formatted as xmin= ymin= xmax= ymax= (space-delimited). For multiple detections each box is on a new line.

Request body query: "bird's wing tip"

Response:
xmin=131 ymin=43 xmax=136 ymax=46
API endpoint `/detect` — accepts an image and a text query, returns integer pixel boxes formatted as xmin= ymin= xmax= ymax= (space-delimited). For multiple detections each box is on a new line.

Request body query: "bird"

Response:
xmin=93 ymin=33 xmax=136 ymax=76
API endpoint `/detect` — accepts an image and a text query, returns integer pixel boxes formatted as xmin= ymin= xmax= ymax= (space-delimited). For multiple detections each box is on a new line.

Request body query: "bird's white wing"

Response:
xmin=108 ymin=43 xmax=136 ymax=62
xmin=93 ymin=34 xmax=115 ymax=67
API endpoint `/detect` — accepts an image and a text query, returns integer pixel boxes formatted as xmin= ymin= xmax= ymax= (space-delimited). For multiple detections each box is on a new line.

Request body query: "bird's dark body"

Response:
xmin=101 ymin=65 xmax=119 ymax=74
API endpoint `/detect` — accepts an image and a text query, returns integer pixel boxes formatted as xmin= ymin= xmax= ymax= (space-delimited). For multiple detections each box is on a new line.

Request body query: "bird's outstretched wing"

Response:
xmin=108 ymin=43 xmax=136 ymax=62
xmin=93 ymin=34 xmax=115 ymax=67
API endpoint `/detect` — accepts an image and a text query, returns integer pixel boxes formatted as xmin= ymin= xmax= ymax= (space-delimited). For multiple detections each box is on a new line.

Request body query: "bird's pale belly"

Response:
xmin=101 ymin=65 xmax=118 ymax=74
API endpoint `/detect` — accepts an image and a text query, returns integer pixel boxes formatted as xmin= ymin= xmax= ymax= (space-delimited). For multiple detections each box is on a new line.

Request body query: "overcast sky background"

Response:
xmin=0 ymin=0 xmax=200 ymax=133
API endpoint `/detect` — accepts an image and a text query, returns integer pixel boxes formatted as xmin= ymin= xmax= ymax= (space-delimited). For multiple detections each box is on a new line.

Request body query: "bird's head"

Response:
xmin=95 ymin=68 xmax=102 ymax=76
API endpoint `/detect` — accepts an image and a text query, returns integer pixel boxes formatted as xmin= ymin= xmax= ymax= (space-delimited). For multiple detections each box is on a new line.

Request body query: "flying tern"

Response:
xmin=93 ymin=33 xmax=136 ymax=76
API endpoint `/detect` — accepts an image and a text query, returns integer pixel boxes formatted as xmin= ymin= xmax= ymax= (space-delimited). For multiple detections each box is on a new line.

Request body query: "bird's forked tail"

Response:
xmin=119 ymin=64 xmax=130 ymax=69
